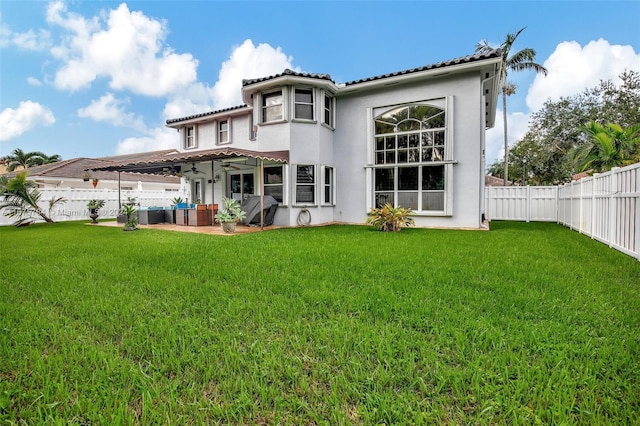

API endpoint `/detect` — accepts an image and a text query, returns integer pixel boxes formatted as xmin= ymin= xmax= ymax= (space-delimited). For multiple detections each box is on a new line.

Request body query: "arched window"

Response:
xmin=373 ymin=101 xmax=449 ymax=213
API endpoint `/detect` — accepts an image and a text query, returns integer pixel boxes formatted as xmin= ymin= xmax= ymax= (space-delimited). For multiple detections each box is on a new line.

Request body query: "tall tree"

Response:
xmin=1 ymin=149 xmax=62 ymax=172
xmin=476 ymin=27 xmax=548 ymax=185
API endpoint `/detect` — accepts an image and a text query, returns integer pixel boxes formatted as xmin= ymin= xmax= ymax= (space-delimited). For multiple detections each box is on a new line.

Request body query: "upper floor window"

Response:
xmin=184 ymin=125 xmax=196 ymax=149
xmin=218 ymin=119 xmax=229 ymax=144
xmin=262 ymin=91 xmax=283 ymax=123
xmin=323 ymin=95 xmax=334 ymax=127
xmin=294 ymin=88 xmax=314 ymax=120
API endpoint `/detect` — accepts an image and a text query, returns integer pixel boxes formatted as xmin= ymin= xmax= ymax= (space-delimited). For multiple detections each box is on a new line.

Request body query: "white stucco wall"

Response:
xmin=334 ymin=72 xmax=486 ymax=229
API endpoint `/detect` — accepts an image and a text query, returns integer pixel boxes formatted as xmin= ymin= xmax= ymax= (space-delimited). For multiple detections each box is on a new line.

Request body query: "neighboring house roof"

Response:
xmin=1 ymin=150 xmax=181 ymax=183
xmin=89 ymin=147 xmax=289 ymax=174
xmin=485 ymin=175 xmax=513 ymax=186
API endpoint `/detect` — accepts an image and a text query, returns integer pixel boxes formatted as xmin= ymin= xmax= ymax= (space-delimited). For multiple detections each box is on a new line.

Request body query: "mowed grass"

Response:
xmin=1 ymin=221 xmax=639 ymax=425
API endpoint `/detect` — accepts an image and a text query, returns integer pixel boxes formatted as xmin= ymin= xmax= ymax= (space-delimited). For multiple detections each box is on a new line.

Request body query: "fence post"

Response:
xmin=526 ymin=185 xmax=531 ymax=223
xmin=608 ymin=168 xmax=619 ymax=249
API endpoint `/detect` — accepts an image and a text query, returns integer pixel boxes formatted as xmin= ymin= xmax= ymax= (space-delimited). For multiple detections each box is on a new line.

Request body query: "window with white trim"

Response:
xmin=323 ymin=94 xmax=334 ymax=127
xmin=322 ymin=166 xmax=334 ymax=205
xmin=294 ymin=88 xmax=314 ymax=120
xmin=263 ymin=165 xmax=284 ymax=203
xmin=373 ymin=102 xmax=449 ymax=213
xmin=184 ymin=125 xmax=197 ymax=149
xmin=218 ymin=119 xmax=229 ymax=144
xmin=262 ymin=90 xmax=283 ymax=123
xmin=295 ymin=164 xmax=315 ymax=204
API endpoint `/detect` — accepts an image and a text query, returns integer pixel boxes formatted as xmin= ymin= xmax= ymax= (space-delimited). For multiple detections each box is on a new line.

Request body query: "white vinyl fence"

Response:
xmin=485 ymin=162 xmax=640 ymax=261
xmin=0 ymin=188 xmax=178 ymax=226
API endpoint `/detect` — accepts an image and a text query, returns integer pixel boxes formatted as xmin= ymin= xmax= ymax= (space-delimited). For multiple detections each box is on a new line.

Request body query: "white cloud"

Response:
xmin=526 ymin=39 xmax=640 ymax=112
xmin=27 ymin=77 xmax=43 ymax=86
xmin=115 ymin=126 xmax=178 ymax=155
xmin=77 ymin=93 xmax=146 ymax=131
xmin=486 ymin=111 xmax=530 ymax=165
xmin=0 ymin=22 xmax=51 ymax=50
xmin=0 ymin=101 xmax=55 ymax=142
xmin=212 ymin=39 xmax=299 ymax=108
xmin=47 ymin=1 xmax=198 ymax=96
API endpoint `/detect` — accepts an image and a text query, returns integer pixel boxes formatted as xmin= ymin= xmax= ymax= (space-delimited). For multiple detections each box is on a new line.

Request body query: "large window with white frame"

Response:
xmin=262 ymin=90 xmax=283 ymax=123
xmin=373 ymin=101 xmax=450 ymax=213
xmin=217 ymin=119 xmax=230 ymax=144
xmin=184 ymin=125 xmax=197 ymax=149
xmin=323 ymin=94 xmax=334 ymax=127
xmin=294 ymin=88 xmax=314 ymax=120
xmin=295 ymin=164 xmax=315 ymax=205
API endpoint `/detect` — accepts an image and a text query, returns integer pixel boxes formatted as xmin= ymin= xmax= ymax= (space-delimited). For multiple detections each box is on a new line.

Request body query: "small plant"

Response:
xmin=120 ymin=203 xmax=138 ymax=231
xmin=171 ymin=197 xmax=185 ymax=206
xmin=366 ymin=203 xmax=415 ymax=232
xmin=87 ymin=199 xmax=105 ymax=224
xmin=215 ymin=197 xmax=247 ymax=233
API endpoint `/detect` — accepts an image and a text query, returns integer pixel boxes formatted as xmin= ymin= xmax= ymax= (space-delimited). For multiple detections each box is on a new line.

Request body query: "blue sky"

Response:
xmin=1 ymin=1 xmax=639 ymax=165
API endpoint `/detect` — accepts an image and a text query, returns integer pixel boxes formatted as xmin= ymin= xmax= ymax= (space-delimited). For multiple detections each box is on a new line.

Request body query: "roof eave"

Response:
xmin=337 ymin=56 xmax=503 ymax=96
xmin=242 ymin=75 xmax=339 ymax=105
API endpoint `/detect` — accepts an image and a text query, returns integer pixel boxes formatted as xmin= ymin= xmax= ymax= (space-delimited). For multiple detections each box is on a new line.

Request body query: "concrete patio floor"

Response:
xmin=93 ymin=220 xmax=282 ymax=235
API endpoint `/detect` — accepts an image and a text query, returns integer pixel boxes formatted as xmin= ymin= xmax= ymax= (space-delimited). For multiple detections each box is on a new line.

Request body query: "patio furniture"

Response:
xmin=138 ymin=207 xmax=166 ymax=225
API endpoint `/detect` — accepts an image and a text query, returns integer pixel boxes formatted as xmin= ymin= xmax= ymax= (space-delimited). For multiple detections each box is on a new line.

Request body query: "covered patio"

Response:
xmin=93 ymin=220 xmax=283 ymax=235
xmin=89 ymin=147 xmax=289 ymax=229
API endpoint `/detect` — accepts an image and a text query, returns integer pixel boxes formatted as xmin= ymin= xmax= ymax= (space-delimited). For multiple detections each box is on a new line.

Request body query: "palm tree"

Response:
xmin=0 ymin=172 xmax=66 ymax=226
xmin=476 ymin=27 xmax=548 ymax=185
xmin=1 ymin=149 xmax=62 ymax=172
xmin=570 ymin=122 xmax=640 ymax=173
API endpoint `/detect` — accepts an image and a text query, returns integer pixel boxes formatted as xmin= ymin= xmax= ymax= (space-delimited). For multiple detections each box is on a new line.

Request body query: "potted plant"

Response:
xmin=120 ymin=203 xmax=138 ymax=231
xmin=215 ymin=197 xmax=247 ymax=233
xmin=81 ymin=172 xmax=91 ymax=182
xmin=87 ymin=199 xmax=105 ymax=224
xmin=365 ymin=203 xmax=415 ymax=232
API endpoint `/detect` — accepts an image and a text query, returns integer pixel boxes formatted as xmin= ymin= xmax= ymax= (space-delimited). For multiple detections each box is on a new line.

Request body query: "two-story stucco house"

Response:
xmin=95 ymin=49 xmax=502 ymax=229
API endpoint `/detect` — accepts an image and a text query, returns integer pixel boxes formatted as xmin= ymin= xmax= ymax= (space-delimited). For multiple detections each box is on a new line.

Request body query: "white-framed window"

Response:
xmin=218 ymin=119 xmax=230 ymax=144
xmin=322 ymin=166 xmax=334 ymax=205
xmin=294 ymin=88 xmax=314 ymax=120
xmin=295 ymin=164 xmax=315 ymax=205
xmin=373 ymin=101 xmax=450 ymax=213
xmin=184 ymin=125 xmax=197 ymax=149
xmin=263 ymin=165 xmax=284 ymax=203
xmin=323 ymin=94 xmax=334 ymax=127
xmin=262 ymin=90 xmax=283 ymax=123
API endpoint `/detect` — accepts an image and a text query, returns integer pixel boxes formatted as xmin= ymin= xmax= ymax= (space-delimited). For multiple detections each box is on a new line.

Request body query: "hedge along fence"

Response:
xmin=0 ymin=188 xmax=181 ymax=226
xmin=485 ymin=162 xmax=640 ymax=261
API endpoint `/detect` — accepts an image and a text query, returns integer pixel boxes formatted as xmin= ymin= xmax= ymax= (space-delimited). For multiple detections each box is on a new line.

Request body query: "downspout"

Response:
xmin=480 ymin=69 xmax=499 ymax=226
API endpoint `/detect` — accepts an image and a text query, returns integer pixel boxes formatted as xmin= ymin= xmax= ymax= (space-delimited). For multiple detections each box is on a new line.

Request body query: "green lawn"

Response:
xmin=1 ymin=221 xmax=639 ymax=424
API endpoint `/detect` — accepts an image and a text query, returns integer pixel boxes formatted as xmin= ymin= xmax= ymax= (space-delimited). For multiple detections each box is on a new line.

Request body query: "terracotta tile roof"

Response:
xmin=344 ymin=49 xmax=502 ymax=86
xmin=242 ymin=68 xmax=334 ymax=87
xmin=165 ymin=104 xmax=250 ymax=125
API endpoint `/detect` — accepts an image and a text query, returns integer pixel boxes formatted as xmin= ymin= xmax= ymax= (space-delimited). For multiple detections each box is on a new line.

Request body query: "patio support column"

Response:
xmin=210 ymin=160 xmax=215 ymax=205
xmin=260 ymin=159 xmax=264 ymax=230
xmin=118 ymin=171 xmax=121 ymax=209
